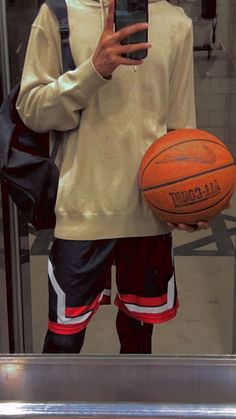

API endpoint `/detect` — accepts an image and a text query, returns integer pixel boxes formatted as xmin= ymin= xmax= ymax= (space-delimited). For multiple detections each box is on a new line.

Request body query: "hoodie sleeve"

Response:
xmin=167 ymin=18 xmax=196 ymax=130
xmin=16 ymin=3 xmax=109 ymax=133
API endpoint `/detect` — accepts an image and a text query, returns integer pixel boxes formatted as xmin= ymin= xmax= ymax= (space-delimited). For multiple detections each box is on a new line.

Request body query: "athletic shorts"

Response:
xmin=47 ymin=234 xmax=179 ymax=335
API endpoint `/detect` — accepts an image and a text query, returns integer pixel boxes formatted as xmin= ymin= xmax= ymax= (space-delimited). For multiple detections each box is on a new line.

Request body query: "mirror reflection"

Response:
xmin=0 ymin=0 xmax=236 ymax=354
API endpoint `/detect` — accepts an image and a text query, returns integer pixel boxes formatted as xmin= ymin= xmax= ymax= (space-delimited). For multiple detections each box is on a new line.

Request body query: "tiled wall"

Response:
xmin=178 ymin=0 xmax=236 ymax=156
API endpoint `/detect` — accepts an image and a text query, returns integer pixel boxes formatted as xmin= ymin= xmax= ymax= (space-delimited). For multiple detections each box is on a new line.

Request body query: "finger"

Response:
xmin=115 ymin=22 xmax=148 ymax=42
xmin=167 ymin=221 xmax=193 ymax=231
xmin=119 ymin=57 xmax=145 ymax=65
xmin=119 ymin=42 xmax=152 ymax=54
xmin=168 ymin=221 xmax=209 ymax=232
xmin=117 ymin=44 xmax=151 ymax=64
xmin=105 ymin=0 xmax=115 ymax=31
xmin=197 ymin=221 xmax=210 ymax=230
xmin=178 ymin=223 xmax=197 ymax=233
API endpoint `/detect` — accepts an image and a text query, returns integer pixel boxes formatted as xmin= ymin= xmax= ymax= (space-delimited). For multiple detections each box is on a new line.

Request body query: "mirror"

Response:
xmin=0 ymin=0 xmax=236 ymax=355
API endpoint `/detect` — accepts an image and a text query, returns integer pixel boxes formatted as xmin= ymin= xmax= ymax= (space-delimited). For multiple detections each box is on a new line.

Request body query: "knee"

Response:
xmin=116 ymin=309 xmax=153 ymax=333
xmin=43 ymin=329 xmax=86 ymax=354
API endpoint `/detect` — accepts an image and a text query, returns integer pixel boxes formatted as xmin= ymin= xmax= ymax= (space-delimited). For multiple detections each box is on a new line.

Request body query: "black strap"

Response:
xmin=44 ymin=0 xmax=76 ymax=161
xmin=45 ymin=0 xmax=76 ymax=72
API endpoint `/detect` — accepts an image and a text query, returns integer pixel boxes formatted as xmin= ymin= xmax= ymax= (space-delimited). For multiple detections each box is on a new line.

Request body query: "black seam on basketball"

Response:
xmin=140 ymin=138 xmax=232 ymax=186
xmin=140 ymin=162 xmax=236 ymax=192
xmin=144 ymin=186 xmax=234 ymax=215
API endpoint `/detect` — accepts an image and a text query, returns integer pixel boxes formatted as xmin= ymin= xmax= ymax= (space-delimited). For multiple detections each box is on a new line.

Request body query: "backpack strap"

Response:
xmin=45 ymin=0 xmax=76 ymax=72
xmin=44 ymin=0 xmax=76 ymax=160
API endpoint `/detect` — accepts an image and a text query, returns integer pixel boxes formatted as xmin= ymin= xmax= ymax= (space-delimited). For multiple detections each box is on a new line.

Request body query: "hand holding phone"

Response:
xmin=114 ymin=0 xmax=149 ymax=60
xmin=92 ymin=0 xmax=151 ymax=77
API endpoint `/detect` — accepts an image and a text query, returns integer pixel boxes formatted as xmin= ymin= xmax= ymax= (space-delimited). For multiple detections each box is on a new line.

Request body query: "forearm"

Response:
xmin=17 ymin=57 xmax=109 ymax=132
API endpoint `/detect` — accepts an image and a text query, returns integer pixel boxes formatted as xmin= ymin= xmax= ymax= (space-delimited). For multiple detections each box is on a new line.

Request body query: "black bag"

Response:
xmin=0 ymin=0 xmax=75 ymax=230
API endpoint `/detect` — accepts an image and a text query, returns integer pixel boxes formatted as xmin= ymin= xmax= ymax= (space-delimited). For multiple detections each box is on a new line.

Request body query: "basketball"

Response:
xmin=139 ymin=128 xmax=236 ymax=225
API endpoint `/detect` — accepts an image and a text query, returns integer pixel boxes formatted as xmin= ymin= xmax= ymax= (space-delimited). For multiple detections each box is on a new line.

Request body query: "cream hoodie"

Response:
xmin=17 ymin=0 xmax=196 ymax=240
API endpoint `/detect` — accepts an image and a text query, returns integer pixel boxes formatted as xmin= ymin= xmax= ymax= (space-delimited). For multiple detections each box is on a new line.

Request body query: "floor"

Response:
xmin=29 ymin=193 xmax=236 ymax=355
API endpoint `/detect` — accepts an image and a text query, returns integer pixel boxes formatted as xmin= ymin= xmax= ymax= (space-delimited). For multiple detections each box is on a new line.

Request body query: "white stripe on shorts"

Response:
xmin=48 ymin=259 xmax=102 ymax=325
xmin=118 ymin=273 xmax=175 ymax=315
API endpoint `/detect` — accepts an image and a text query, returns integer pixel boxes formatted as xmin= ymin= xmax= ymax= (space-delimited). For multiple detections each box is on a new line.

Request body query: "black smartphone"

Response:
xmin=114 ymin=0 xmax=148 ymax=60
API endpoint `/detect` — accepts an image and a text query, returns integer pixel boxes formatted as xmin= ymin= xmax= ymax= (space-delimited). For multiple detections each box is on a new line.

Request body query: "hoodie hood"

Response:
xmin=79 ymin=0 xmax=166 ymax=29
xmin=81 ymin=0 xmax=165 ymax=7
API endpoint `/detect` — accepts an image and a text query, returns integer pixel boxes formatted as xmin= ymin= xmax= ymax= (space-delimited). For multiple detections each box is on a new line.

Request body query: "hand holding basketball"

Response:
xmin=166 ymin=220 xmax=210 ymax=233
xmin=168 ymin=194 xmax=232 ymax=232
xmin=169 ymin=194 xmax=232 ymax=232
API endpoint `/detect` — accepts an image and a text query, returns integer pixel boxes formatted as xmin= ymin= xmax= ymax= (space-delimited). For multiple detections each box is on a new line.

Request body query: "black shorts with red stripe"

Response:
xmin=47 ymin=234 xmax=179 ymax=335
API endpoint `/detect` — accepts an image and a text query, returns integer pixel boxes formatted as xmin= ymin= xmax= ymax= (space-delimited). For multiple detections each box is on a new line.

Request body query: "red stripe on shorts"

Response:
xmin=65 ymin=294 xmax=101 ymax=317
xmin=48 ymin=317 xmax=91 ymax=335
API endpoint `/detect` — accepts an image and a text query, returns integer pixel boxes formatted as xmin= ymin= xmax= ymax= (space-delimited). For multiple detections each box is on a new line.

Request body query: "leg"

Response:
xmin=115 ymin=234 xmax=178 ymax=354
xmin=43 ymin=238 xmax=117 ymax=353
xmin=43 ymin=329 xmax=86 ymax=353
xmin=116 ymin=309 xmax=153 ymax=354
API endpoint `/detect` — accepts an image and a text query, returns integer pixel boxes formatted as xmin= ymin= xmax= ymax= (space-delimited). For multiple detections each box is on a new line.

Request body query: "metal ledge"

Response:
xmin=1 ymin=402 xmax=236 ymax=418
xmin=1 ymin=356 xmax=236 ymax=418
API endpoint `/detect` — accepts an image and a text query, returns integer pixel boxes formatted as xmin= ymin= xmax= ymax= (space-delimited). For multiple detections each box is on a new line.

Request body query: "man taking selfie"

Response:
xmin=17 ymin=0 xmax=208 ymax=354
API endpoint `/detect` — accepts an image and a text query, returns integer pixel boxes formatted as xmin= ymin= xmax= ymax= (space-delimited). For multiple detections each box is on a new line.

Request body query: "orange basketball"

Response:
xmin=139 ymin=128 xmax=236 ymax=225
